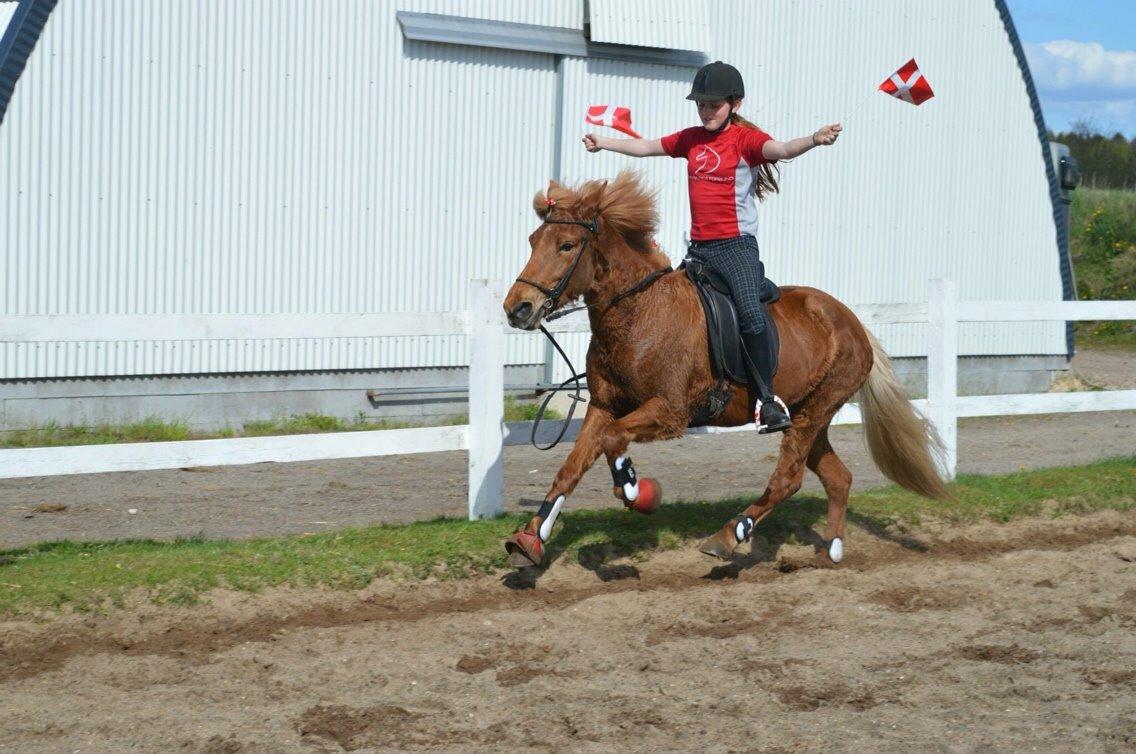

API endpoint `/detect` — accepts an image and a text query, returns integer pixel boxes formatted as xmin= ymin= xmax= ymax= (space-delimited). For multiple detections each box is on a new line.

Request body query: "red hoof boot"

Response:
xmin=624 ymin=477 xmax=662 ymax=514
xmin=505 ymin=530 xmax=544 ymax=568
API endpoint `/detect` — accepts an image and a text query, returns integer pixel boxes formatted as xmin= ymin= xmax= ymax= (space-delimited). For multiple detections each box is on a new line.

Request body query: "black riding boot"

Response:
xmin=740 ymin=330 xmax=791 ymax=434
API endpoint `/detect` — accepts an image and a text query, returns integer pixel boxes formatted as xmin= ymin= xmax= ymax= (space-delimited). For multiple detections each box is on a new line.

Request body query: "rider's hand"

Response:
xmin=582 ymin=134 xmax=602 ymax=153
xmin=813 ymin=123 xmax=842 ymax=146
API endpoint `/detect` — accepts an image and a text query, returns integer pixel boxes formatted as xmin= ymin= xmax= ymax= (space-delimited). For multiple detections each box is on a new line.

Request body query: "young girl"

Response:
xmin=583 ymin=60 xmax=841 ymax=433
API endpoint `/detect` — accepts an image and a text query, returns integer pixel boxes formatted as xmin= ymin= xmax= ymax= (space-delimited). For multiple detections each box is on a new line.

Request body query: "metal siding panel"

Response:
xmin=588 ymin=0 xmax=710 ymax=53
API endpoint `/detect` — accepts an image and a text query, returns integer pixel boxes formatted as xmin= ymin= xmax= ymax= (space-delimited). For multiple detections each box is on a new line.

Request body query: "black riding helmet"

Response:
xmin=686 ymin=60 xmax=745 ymax=102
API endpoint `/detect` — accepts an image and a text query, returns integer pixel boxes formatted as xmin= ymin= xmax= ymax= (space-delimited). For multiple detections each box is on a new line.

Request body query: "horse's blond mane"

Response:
xmin=534 ymin=171 xmax=660 ymax=253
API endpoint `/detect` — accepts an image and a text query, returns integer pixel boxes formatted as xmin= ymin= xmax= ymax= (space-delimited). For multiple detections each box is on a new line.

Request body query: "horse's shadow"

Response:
xmin=501 ymin=494 xmax=928 ymax=589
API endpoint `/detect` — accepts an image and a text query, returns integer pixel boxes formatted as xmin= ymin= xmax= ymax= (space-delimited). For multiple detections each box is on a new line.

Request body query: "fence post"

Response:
xmin=927 ymin=278 xmax=958 ymax=481
xmin=468 ymin=279 xmax=505 ymax=519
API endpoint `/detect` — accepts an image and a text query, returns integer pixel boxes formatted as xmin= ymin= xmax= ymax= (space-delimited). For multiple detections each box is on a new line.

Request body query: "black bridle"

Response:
xmin=514 ymin=212 xmax=601 ymax=315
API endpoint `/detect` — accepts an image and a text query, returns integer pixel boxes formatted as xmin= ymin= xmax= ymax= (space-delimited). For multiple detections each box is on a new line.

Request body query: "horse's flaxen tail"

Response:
xmin=857 ymin=331 xmax=951 ymax=500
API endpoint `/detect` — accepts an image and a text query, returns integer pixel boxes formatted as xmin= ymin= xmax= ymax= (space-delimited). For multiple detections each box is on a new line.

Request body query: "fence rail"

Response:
xmin=3 ymin=280 xmax=1135 ymax=519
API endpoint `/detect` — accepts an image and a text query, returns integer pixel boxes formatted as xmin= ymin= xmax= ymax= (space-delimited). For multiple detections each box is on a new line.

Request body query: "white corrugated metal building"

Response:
xmin=0 ymin=0 xmax=1074 ymax=428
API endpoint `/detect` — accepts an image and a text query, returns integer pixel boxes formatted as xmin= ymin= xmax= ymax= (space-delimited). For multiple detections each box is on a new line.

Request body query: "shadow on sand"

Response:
xmin=501 ymin=494 xmax=928 ymax=590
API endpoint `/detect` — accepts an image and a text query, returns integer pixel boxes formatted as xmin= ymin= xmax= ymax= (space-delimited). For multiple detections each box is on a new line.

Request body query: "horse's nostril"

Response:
xmin=511 ymin=301 xmax=534 ymax=321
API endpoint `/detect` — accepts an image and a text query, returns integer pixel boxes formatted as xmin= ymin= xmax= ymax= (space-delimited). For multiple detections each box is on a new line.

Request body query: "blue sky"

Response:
xmin=1005 ymin=0 xmax=1136 ymax=137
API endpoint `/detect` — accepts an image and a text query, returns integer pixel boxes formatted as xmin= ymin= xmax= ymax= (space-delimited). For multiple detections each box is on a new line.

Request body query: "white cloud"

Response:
xmin=1025 ymin=40 xmax=1136 ymax=99
xmin=1043 ymin=98 xmax=1136 ymax=137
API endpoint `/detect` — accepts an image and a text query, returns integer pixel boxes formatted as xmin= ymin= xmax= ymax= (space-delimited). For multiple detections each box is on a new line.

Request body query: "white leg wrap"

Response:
xmin=829 ymin=537 xmax=843 ymax=563
xmin=733 ymin=516 xmax=754 ymax=543
xmin=538 ymin=495 xmax=565 ymax=542
xmin=615 ymin=456 xmax=639 ymax=501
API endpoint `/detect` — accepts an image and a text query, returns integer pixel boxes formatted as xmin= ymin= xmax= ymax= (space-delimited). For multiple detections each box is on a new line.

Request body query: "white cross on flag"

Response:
xmin=585 ymin=105 xmax=641 ymax=138
xmin=878 ymin=58 xmax=935 ymax=106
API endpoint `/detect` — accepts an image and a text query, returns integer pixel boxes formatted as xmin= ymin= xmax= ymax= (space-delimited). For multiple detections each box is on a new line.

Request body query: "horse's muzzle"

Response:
xmin=505 ymin=299 xmax=543 ymax=330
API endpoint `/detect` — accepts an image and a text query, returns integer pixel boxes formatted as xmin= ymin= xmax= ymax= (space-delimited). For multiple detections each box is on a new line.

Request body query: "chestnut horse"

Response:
xmin=502 ymin=171 xmax=947 ymax=568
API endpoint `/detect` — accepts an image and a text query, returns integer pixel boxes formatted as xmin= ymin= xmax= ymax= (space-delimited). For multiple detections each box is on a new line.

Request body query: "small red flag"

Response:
xmin=585 ymin=105 xmax=641 ymax=138
xmin=879 ymin=58 xmax=935 ymax=106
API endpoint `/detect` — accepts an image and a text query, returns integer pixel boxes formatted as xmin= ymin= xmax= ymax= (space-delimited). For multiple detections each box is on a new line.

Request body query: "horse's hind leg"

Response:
xmin=806 ymin=427 xmax=851 ymax=563
xmin=698 ymin=410 xmax=825 ymax=559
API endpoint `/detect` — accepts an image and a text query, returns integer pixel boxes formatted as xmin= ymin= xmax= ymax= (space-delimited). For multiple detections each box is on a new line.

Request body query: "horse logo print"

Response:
xmin=693 ymin=145 xmax=721 ymax=175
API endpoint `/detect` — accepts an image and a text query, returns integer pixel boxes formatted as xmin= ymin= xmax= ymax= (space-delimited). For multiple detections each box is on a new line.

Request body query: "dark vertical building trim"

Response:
xmin=0 ymin=0 xmax=58 ymax=126
xmin=993 ymin=0 xmax=1076 ymax=356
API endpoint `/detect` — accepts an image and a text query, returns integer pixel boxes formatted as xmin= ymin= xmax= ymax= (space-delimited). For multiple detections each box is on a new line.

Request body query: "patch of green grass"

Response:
xmin=1 ymin=456 xmax=1132 ymax=615
xmin=1075 ymin=321 xmax=1136 ymax=351
xmin=1071 ymin=188 xmax=1136 ymax=302
xmin=239 ymin=411 xmax=420 ymax=437
xmin=0 ymin=417 xmax=194 ymax=448
xmin=1068 ymin=188 xmax=1136 ymax=351
xmin=1 ymin=400 xmax=560 ymax=449
xmin=504 ymin=396 xmax=562 ymax=422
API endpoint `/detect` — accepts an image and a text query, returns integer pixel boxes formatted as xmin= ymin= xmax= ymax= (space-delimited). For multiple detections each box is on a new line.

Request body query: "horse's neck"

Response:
xmin=584 ymin=240 xmax=670 ymax=334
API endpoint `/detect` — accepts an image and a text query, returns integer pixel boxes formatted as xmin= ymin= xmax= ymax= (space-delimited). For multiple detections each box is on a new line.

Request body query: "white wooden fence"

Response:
xmin=2 ymin=279 xmax=1134 ymax=519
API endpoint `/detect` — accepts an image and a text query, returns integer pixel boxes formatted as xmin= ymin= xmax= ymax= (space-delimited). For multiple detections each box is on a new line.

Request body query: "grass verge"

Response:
xmin=1076 ymin=321 xmax=1136 ymax=351
xmin=1069 ymin=188 xmax=1135 ymax=351
xmin=0 ymin=399 xmax=560 ymax=449
xmin=1 ymin=456 xmax=1133 ymax=615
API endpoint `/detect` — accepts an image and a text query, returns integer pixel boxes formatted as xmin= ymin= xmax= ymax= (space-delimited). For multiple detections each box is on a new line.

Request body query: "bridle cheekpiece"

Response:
xmin=515 ymin=202 xmax=601 ymax=314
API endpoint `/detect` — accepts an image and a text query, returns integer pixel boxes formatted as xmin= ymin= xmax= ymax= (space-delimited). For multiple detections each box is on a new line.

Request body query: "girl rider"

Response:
xmin=584 ymin=60 xmax=841 ymax=433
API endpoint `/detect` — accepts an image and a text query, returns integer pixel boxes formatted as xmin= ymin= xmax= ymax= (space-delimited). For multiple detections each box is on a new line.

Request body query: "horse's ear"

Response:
xmin=533 ymin=189 xmax=550 ymax=219
xmin=534 ymin=179 xmax=563 ymax=218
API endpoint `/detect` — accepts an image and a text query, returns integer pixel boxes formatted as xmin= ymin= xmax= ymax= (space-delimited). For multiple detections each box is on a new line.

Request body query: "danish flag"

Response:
xmin=585 ymin=105 xmax=641 ymax=138
xmin=878 ymin=58 xmax=935 ymax=106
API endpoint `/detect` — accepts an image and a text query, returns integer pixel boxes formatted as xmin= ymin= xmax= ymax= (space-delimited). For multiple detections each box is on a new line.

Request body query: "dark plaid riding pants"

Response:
xmin=685 ymin=234 xmax=768 ymax=335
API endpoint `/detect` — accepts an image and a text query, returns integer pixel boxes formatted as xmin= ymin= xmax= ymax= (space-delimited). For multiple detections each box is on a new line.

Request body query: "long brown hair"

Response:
xmin=729 ymin=103 xmax=780 ymax=201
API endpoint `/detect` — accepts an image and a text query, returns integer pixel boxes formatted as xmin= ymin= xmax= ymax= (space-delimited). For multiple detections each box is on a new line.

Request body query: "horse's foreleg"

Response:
xmin=505 ymin=404 xmax=614 ymax=567
xmin=698 ymin=409 xmax=823 ymax=560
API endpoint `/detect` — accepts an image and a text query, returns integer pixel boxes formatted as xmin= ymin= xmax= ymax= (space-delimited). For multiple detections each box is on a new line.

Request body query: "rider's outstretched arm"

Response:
xmin=583 ymin=134 xmax=666 ymax=157
xmin=761 ymin=123 xmax=842 ymax=160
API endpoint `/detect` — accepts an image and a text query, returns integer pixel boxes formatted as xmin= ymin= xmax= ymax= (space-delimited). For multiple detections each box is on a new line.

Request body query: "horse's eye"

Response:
xmin=559 ymin=242 xmax=574 ymax=252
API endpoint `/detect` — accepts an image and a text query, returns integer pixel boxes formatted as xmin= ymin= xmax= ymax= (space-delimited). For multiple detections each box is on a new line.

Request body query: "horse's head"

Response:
xmin=504 ymin=172 xmax=660 ymax=330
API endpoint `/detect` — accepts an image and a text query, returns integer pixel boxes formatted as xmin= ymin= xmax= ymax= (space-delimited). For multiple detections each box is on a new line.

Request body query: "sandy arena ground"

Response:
xmin=1 ymin=511 xmax=1134 ymax=752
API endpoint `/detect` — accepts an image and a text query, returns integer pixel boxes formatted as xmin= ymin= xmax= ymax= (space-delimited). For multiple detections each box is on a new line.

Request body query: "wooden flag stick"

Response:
xmin=841 ymin=89 xmax=876 ymax=124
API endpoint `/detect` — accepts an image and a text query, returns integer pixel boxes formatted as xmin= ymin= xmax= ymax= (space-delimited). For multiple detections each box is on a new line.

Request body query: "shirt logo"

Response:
xmin=693 ymin=145 xmax=721 ymax=175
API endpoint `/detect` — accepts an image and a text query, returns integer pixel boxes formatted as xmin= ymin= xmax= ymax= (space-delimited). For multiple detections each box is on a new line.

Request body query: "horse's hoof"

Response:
xmin=828 ymin=537 xmax=843 ymax=564
xmin=505 ymin=531 xmax=544 ymax=568
xmin=698 ymin=529 xmax=737 ymax=560
xmin=624 ymin=477 xmax=662 ymax=514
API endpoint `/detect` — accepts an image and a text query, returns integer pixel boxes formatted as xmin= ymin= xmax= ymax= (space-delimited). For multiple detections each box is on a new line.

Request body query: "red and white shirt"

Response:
xmin=660 ymin=124 xmax=775 ymax=241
